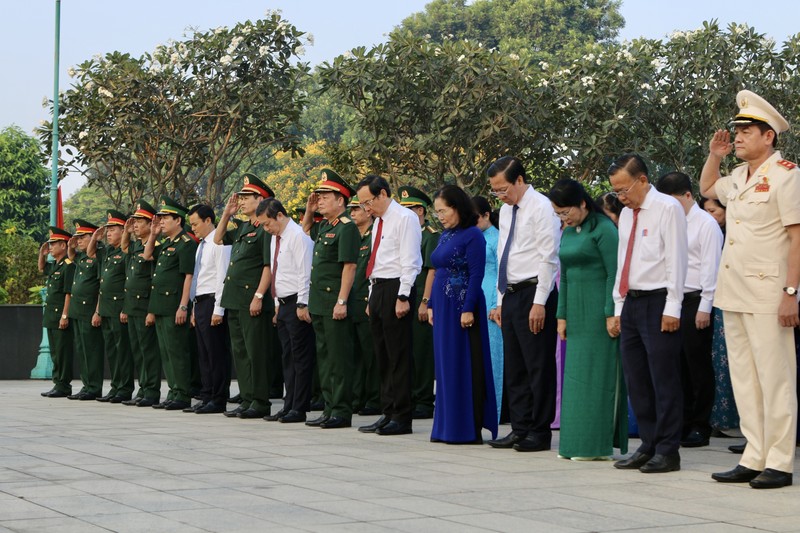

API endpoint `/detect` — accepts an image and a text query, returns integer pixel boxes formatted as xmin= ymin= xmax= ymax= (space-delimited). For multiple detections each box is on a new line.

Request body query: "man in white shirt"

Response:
xmin=656 ymin=172 xmax=723 ymax=448
xmin=257 ymin=198 xmax=315 ymax=424
xmin=187 ymin=205 xmax=232 ymax=414
xmin=356 ymin=175 xmax=422 ymax=436
xmin=610 ymin=154 xmax=688 ymax=474
xmin=486 ymin=156 xmax=560 ymax=452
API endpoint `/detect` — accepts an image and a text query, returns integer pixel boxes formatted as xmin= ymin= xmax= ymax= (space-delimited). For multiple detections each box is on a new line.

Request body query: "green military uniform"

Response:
xmin=97 ymin=210 xmax=134 ymax=402
xmin=399 ymin=187 xmax=439 ymax=418
xmin=349 ymin=204 xmax=380 ymax=414
xmin=42 ymin=227 xmax=75 ymax=396
xmin=308 ymin=170 xmax=361 ymax=425
xmin=69 ymin=219 xmax=105 ymax=399
xmin=220 ymin=174 xmax=275 ymax=417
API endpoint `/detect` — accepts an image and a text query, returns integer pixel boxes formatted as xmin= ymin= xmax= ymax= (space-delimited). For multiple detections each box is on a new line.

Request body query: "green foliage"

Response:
xmin=63 ymin=183 xmax=116 ymax=226
xmin=0 ymin=126 xmax=49 ymax=242
xmin=0 ymin=222 xmax=43 ymax=305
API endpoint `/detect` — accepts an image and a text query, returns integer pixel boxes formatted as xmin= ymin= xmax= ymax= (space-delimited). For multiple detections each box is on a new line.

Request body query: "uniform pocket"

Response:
xmin=743 ymin=262 xmax=779 ymax=280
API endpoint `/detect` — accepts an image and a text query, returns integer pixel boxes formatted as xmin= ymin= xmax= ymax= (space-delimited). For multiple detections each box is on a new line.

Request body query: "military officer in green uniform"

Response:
xmin=39 ymin=228 xmax=76 ymax=398
xmin=399 ymin=186 xmax=439 ymax=419
xmin=304 ymin=169 xmax=361 ymax=429
xmin=121 ymin=200 xmax=162 ymax=407
xmin=301 ymin=205 xmax=327 ymax=412
xmin=88 ymin=210 xmax=135 ymax=403
xmin=67 ymin=219 xmax=104 ymax=400
xmin=144 ymin=196 xmax=197 ymax=411
xmin=348 ymin=197 xmax=381 ymax=416
xmin=215 ymin=174 xmax=275 ymax=419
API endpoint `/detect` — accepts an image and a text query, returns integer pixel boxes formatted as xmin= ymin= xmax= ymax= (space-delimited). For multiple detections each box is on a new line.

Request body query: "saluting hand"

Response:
xmin=224 ymin=194 xmax=239 ymax=217
xmin=709 ymin=129 xmax=733 ymax=159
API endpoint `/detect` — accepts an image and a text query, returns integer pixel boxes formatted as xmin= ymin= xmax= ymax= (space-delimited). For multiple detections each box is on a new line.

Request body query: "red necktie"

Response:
xmin=618 ymin=208 xmax=640 ymax=298
xmin=365 ymin=217 xmax=383 ymax=279
xmin=271 ymin=235 xmax=281 ymax=299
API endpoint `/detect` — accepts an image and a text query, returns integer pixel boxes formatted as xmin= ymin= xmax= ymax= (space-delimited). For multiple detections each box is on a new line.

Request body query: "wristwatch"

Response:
xmin=336 ymin=299 xmax=347 ymax=306
xmin=179 ymin=305 xmax=189 ymax=312
xmin=784 ymin=286 xmax=798 ymax=296
xmin=296 ymin=303 xmax=307 ymax=309
xmin=421 ymin=297 xmax=429 ymax=304
xmin=397 ymin=294 xmax=409 ymax=302
xmin=61 ymin=314 xmax=68 ymax=320
xmin=254 ymin=292 xmax=264 ymax=300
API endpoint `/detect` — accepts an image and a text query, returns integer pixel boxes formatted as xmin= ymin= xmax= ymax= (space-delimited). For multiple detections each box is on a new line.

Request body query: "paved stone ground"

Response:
xmin=0 ymin=380 xmax=798 ymax=533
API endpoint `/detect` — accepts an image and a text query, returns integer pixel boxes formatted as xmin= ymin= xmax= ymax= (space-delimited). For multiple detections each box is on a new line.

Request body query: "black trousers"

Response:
xmin=193 ymin=295 xmax=232 ymax=405
xmin=679 ymin=294 xmax=714 ymax=437
xmin=500 ymin=285 xmax=557 ymax=439
xmin=620 ymin=293 xmax=683 ymax=456
xmin=369 ymin=279 xmax=415 ymax=425
xmin=276 ymin=294 xmax=316 ymax=413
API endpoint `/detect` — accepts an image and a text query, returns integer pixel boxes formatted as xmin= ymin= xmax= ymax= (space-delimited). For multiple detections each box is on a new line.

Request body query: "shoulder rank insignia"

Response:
xmin=777 ymin=159 xmax=797 ymax=170
xmin=252 ymin=220 xmax=261 ymax=228
xmin=426 ymin=226 xmax=439 ymax=233
xmin=339 ymin=216 xmax=351 ymax=224
xmin=226 ymin=219 xmax=239 ymax=231
xmin=331 ymin=218 xmax=339 ymax=227
xmin=181 ymin=234 xmax=191 ymax=242
xmin=64 ymin=258 xmax=73 ymax=265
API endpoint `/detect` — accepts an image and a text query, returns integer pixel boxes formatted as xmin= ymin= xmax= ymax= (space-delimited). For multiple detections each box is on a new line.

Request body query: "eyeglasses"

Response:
xmin=490 ymin=186 xmax=511 ymax=198
xmin=610 ymin=179 xmax=640 ymax=198
xmin=360 ymin=195 xmax=378 ymax=207
xmin=435 ymin=207 xmax=453 ymax=217
xmin=554 ymin=206 xmax=575 ymax=219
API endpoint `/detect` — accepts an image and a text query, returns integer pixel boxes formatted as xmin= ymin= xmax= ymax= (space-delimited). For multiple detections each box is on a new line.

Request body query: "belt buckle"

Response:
xmin=506 ymin=284 xmax=515 ymax=294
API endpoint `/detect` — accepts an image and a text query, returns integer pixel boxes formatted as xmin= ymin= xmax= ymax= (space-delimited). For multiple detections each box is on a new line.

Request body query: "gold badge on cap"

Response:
xmin=136 ymin=203 xmax=141 ymax=210
xmin=244 ymin=176 xmax=250 ymax=185
xmin=741 ymin=96 xmax=749 ymax=108
xmin=401 ymin=190 xmax=409 ymax=198
xmin=321 ymin=171 xmax=328 ymax=180
xmin=161 ymin=199 xmax=166 ymax=206
xmin=107 ymin=213 xmax=112 ymax=220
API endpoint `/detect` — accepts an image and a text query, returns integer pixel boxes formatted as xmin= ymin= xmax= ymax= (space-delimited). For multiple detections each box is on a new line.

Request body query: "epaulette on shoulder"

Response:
xmin=339 ymin=215 xmax=351 ymax=224
xmin=252 ymin=220 xmax=261 ymax=228
xmin=64 ymin=258 xmax=73 ymax=265
xmin=227 ymin=219 xmax=240 ymax=231
xmin=154 ymin=240 xmax=161 ymax=247
xmin=426 ymin=225 xmax=439 ymax=233
xmin=777 ymin=159 xmax=797 ymax=170
xmin=181 ymin=234 xmax=191 ymax=242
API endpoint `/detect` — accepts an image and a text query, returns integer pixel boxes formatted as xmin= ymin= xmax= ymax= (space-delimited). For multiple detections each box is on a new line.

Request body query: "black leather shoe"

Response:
xmin=614 ymin=451 xmax=653 ymax=470
xmin=227 ymin=394 xmax=242 ymax=404
xmin=358 ymin=415 xmax=390 ymax=433
xmin=487 ymin=432 xmax=527 ymax=449
xmin=182 ymin=402 xmax=203 ymax=413
xmin=152 ymin=400 xmax=172 ymax=409
xmin=165 ymin=400 xmax=190 ymax=411
xmin=41 ymin=387 xmax=57 ymax=397
xmin=639 ymin=453 xmax=680 ymax=473
xmin=729 ymin=442 xmax=746 ymax=454
xmin=67 ymin=391 xmax=85 ymax=400
xmin=305 ymin=413 xmax=330 ymax=427
xmin=680 ymin=430 xmax=710 ymax=448
xmin=109 ymin=396 xmax=129 ymax=404
xmin=122 ymin=398 xmax=141 ymax=406
xmin=78 ymin=392 xmax=98 ymax=401
xmin=136 ymin=398 xmax=155 ymax=407
xmin=320 ymin=416 xmax=351 ymax=429
xmin=224 ymin=406 xmax=246 ymax=418
xmin=750 ymin=468 xmax=793 ymax=489
xmin=279 ymin=410 xmax=306 ymax=423
xmin=237 ymin=408 xmax=268 ymax=419
xmin=263 ymin=408 xmax=288 ymax=422
xmin=96 ymin=392 xmax=115 ymax=403
xmin=195 ymin=402 xmax=225 ymax=414
xmin=411 ymin=409 xmax=433 ymax=420
xmin=513 ymin=435 xmax=551 ymax=452
xmin=47 ymin=390 xmax=70 ymax=398
xmin=358 ymin=407 xmax=381 ymax=416
xmin=376 ymin=420 xmax=412 ymax=435
xmin=712 ymin=465 xmax=762 ymax=483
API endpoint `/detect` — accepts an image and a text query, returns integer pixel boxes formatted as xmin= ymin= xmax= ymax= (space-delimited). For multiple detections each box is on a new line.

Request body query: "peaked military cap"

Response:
xmin=314 ymin=168 xmax=355 ymax=199
xmin=73 ymin=219 xmax=99 ymax=236
xmin=131 ymin=199 xmax=156 ymax=220
xmin=156 ymin=196 xmax=188 ymax=218
xmin=398 ymin=186 xmax=432 ymax=209
xmin=47 ymin=226 xmax=73 ymax=243
xmin=730 ymin=90 xmax=790 ymax=135
xmin=238 ymin=173 xmax=274 ymax=198
xmin=105 ymin=209 xmax=127 ymax=226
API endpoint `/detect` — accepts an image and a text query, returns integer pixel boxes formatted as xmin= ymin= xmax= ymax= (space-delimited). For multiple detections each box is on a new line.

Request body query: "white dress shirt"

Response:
xmin=271 ymin=219 xmax=313 ymax=306
xmin=496 ymin=185 xmax=561 ymax=307
xmin=613 ymin=186 xmax=688 ymax=318
xmin=685 ymin=203 xmax=723 ymax=314
xmin=370 ymin=199 xmax=422 ymax=296
xmin=194 ymin=229 xmax=231 ymax=316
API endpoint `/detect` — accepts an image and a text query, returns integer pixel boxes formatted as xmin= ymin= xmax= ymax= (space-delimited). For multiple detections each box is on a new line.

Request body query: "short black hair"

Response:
xmin=187 ymin=204 xmax=216 ymax=224
xmin=487 ymin=156 xmax=527 ymax=184
xmin=608 ymin=153 xmax=649 ymax=179
xmin=434 ymin=184 xmax=478 ymax=229
xmin=655 ymin=172 xmax=693 ymax=196
xmin=548 ymin=179 xmax=602 ymax=213
xmin=256 ymin=198 xmax=288 ymax=219
xmin=753 ymin=122 xmax=778 ymax=148
xmin=356 ymin=175 xmax=391 ymax=198
xmin=699 ymin=196 xmax=725 ymax=211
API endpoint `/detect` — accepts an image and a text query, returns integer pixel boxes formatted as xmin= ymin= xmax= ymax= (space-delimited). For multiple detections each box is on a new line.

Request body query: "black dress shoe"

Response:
xmin=96 ymin=392 xmax=115 ymax=402
xmin=750 ymin=468 xmax=793 ymax=489
xmin=306 ymin=413 xmax=331 ymax=427
xmin=279 ymin=410 xmax=306 ymax=423
xmin=639 ymin=453 xmax=680 ymax=473
xmin=136 ymin=398 xmax=155 ymax=407
xmin=122 ymin=398 xmax=141 ymax=406
xmin=712 ymin=465 xmax=762 ymax=483
xmin=237 ymin=408 xmax=268 ymax=419
xmin=263 ymin=408 xmax=288 ymax=422
xmin=78 ymin=392 xmax=98 ymax=401
xmin=152 ymin=400 xmax=172 ymax=409
xmin=195 ymin=402 xmax=225 ymax=414
xmin=376 ymin=420 xmax=412 ymax=436
xmin=411 ymin=409 xmax=433 ymax=419
xmin=513 ymin=435 xmax=551 ymax=452
xmin=680 ymin=430 xmax=710 ymax=448
xmin=182 ymin=402 xmax=202 ymax=413
xmin=224 ymin=406 xmax=246 ymax=418
xmin=320 ymin=416 xmax=351 ymax=429
xmin=109 ymin=396 xmax=129 ymax=404
xmin=487 ymin=432 xmax=527 ymax=449
xmin=358 ymin=407 xmax=381 ymax=416
xmin=165 ymin=400 xmax=190 ymax=411
xmin=41 ymin=387 xmax=57 ymax=397
xmin=47 ymin=390 xmax=70 ymax=398
xmin=67 ymin=391 xmax=85 ymax=400
xmin=227 ymin=394 xmax=242 ymax=404
xmin=614 ymin=451 xmax=653 ymax=470
xmin=729 ymin=442 xmax=746 ymax=454
xmin=358 ymin=415 xmax=390 ymax=433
